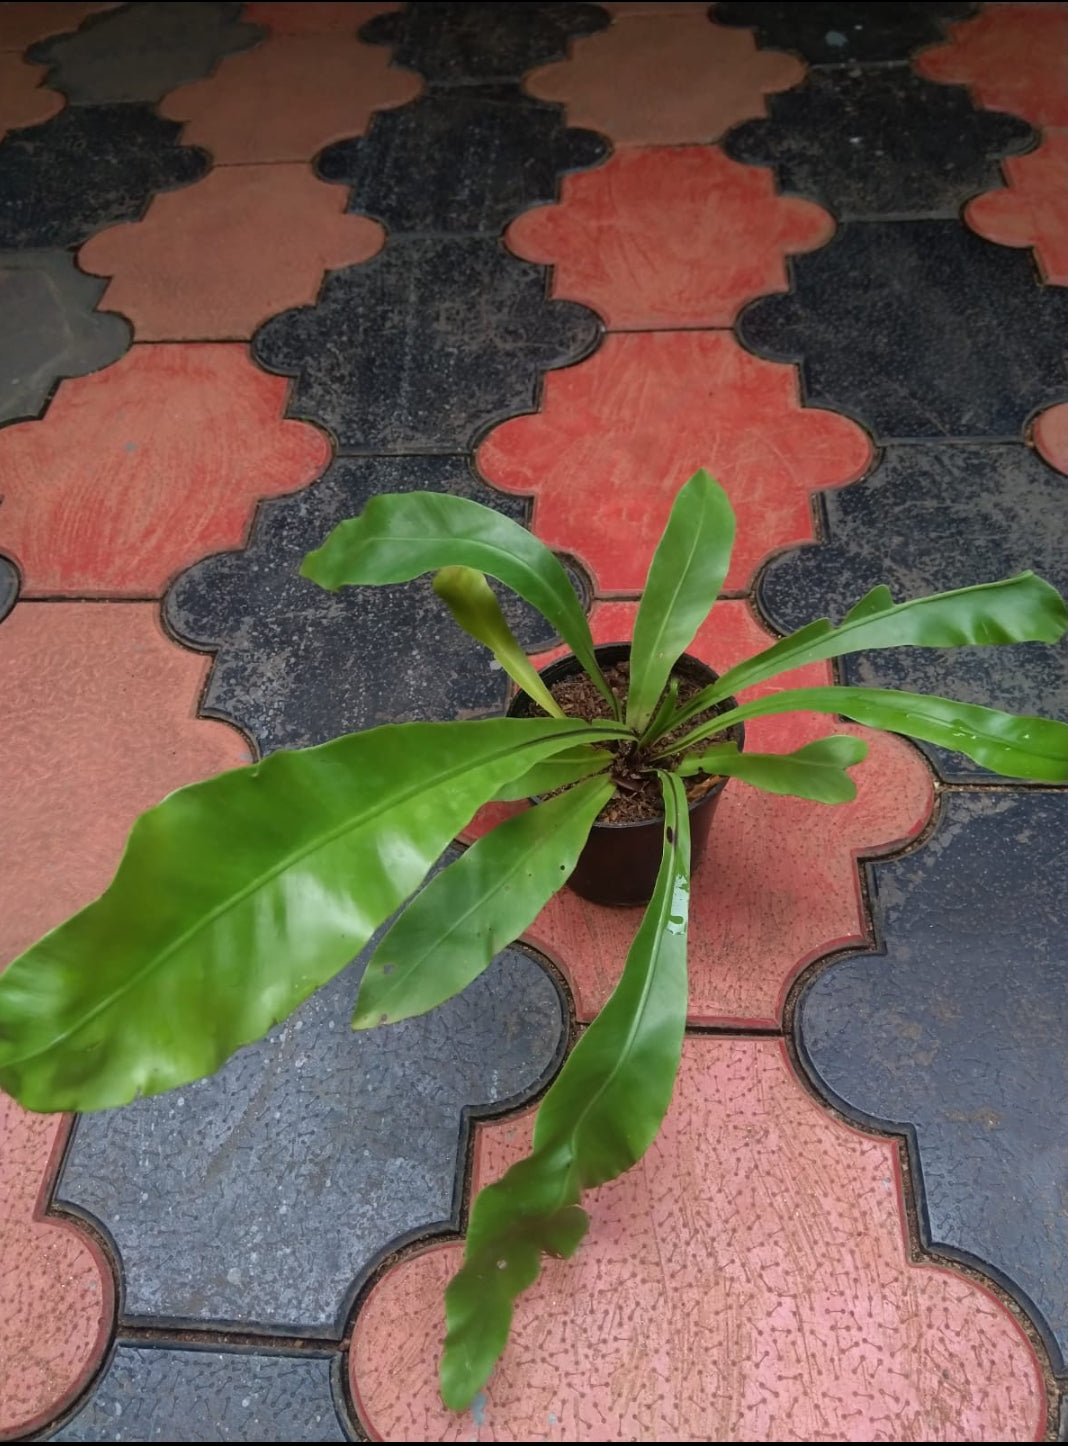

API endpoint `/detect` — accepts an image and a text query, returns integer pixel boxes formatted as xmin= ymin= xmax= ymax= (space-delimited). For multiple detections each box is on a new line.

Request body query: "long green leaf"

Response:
xmin=677 ymin=735 xmax=868 ymax=803
xmin=626 ymin=470 xmax=735 ymax=735
xmin=440 ymin=771 xmax=691 ymax=1410
xmin=672 ymin=573 xmax=1068 ymax=727
xmin=664 ymin=686 xmax=1068 ymax=781
xmin=301 ymin=491 xmax=616 ymax=712
xmin=0 ymin=718 xmax=628 ymax=1113
xmin=491 ymin=745 xmax=613 ymax=801
xmin=353 ymin=775 xmax=614 ymax=1029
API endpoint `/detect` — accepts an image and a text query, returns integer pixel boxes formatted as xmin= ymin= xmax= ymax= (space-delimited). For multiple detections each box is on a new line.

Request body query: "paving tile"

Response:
xmin=56 ymin=929 xmax=565 ymax=1334
xmin=26 ymin=1 xmax=263 ymax=106
xmin=349 ymin=1038 xmax=1045 ymax=1442
xmin=603 ymin=2 xmax=710 ymax=12
xmin=797 ymin=789 xmax=1068 ymax=1374
xmin=478 ymin=330 xmax=871 ymax=593
xmin=0 ymin=250 xmax=129 ymax=424
xmin=916 ymin=2 xmax=1068 ymax=130
xmin=0 ymin=104 xmax=208 ymax=250
xmin=0 ymin=556 xmax=17 ymax=622
xmin=715 ymin=1 xmax=976 ymax=65
xmin=244 ymin=1 xmax=400 ymax=33
xmin=158 ymin=32 xmax=420 ymax=165
xmin=360 ymin=2 xmax=610 ymax=84
xmin=758 ymin=441 xmax=1068 ymax=783
xmin=164 ymin=456 xmax=581 ymax=754
xmin=725 ymin=67 xmax=1032 ymax=220
xmin=506 ymin=145 xmax=831 ymax=329
xmin=316 ymin=86 xmax=607 ymax=235
xmin=1035 ymin=401 xmax=1068 ymax=474
xmin=0 ymin=53 xmax=63 ymax=138
xmin=525 ymin=13 xmax=804 ymax=147
xmin=738 ymin=221 xmax=1068 ymax=442
xmin=0 ymin=3 xmax=117 ymax=53
xmin=252 ymin=240 xmax=599 ymax=452
xmin=0 ymin=345 xmax=329 ymax=598
xmin=966 ymin=130 xmax=1068 ymax=286
xmin=463 ymin=600 xmax=932 ymax=1026
xmin=51 ymin=1346 xmax=347 ymax=1442
xmin=78 ymin=167 xmax=384 ymax=340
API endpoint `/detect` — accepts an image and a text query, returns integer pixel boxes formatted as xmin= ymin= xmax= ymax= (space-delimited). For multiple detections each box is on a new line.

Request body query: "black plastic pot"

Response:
xmin=508 ymin=643 xmax=745 ymax=908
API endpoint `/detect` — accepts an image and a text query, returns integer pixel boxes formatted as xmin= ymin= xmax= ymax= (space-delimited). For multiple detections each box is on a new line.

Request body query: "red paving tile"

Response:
xmin=506 ymin=146 xmax=831 ymax=329
xmin=0 ymin=1 xmax=117 ymax=51
xmin=524 ymin=11 xmax=804 ymax=146
xmin=0 ymin=601 xmax=248 ymax=1439
xmin=78 ymin=165 xmax=384 ymax=340
xmin=243 ymin=1 xmax=400 ymax=33
xmin=915 ymin=3 xmax=1068 ymax=129
xmin=965 ymin=130 xmax=1068 ymax=286
xmin=1033 ymin=401 xmax=1068 ymax=475
xmin=158 ymin=30 xmax=420 ymax=164
xmin=350 ymin=1038 xmax=1045 ymax=1443
xmin=0 ymin=53 xmax=62 ymax=138
xmin=0 ymin=345 xmax=329 ymax=597
xmin=463 ymin=600 xmax=932 ymax=1027
xmin=478 ymin=331 xmax=872 ymax=594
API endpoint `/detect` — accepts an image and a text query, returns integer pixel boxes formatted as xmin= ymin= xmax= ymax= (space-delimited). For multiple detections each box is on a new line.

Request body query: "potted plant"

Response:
xmin=0 ymin=471 xmax=1065 ymax=1410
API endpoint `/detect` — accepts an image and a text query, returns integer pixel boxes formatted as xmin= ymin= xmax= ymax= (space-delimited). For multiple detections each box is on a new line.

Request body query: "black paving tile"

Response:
xmin=252 ymin=240 xmax=599 ymax=453
xmin=27 ymin=1 xmax=263 ymax=106
xmin=0 ymin=556 xmax=17 ymax=624
xmin=51 ymin=1345 xmax=347 ymax=1441
xmin=714 ymin=2 xmax=976 ymax=65
xmin=758 ymin=442 xmax=1068 ymax=782
xmin=0 ymin=105 xmax=209 ymax=250
xmin=725 ymin=68 xmax=1032 ymax=220
xmin=0 ymin=250 xmax=130 ymax=424
xmin=316 ymin=86 xmax=607 ymax=235
xmin=797 ymin=789 xmax=1068 ymax=1372
xmin=738 ymin=222 xmax=1068 ymax=441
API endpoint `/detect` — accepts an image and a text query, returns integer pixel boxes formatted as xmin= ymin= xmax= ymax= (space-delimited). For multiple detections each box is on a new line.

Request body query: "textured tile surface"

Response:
xmin=1036 ymin=401 xmax=1068 ymax=475
xmin=0 ymin=3 xmax=117 ymax=52
xmin=158 ymin=32 xmax=420 ymax=164
xmin=350 ymin=1039 xmax=1045 ymax=1442
xmin=164 ymin=457 xmax=577 ymax=754
xmin=479 ymin=330 xmax=871 ymax=592
xmin=51 ymin=1346 xmax=347 ymax=1442
xmin=0 ymin=249 xmax=129 ymax=424
xmin=0 ymin=53 xmax=63 ymax=138
xmin=525 ymin=13 xmax=804 ymax=146
xmin=465 ymin=600 xmax=933 ymax=1025
xmin=26 ymin=1 xmax=263 ymax=106
xmin=316 ymin=87 xmax=606 ymax=234
xmin=78 ymin=167 xmax=384 ymax=340
xmin=725 ymin=68 xmax=1032 ymax=220
xmin=966 ymin=130 xmax=1068 ymax=286
xmin=253 ymin=241 xmax=599 ymax=452
xmin=0 ymin=345 xmax=329 ymax=597
xmin=916 ymin=3 xmax=1068 ymax=129
xmin=716 ymin=1 xmax=976 ymax=65
xmin=739 ymin=222 xmax=1068 ymax=441
xmin=758 ymin=442 xmax=1068 ymax=782
xmin=798 ymin=789 xmax=1068 ymax=1372
xmin=507 ymin=144 xmax=830 ymax=328
xmin=0 ymin=104 xmax=208 ymax=249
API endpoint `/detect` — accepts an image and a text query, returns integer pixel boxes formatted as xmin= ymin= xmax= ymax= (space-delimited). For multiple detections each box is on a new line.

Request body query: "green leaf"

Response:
xmin=301 ymin=491 xmax=616 ymax=713
xmin=432 ymin=565 xmax=564 ymax=718
xmin=677 ymin=735 xmax=869 ymax=803
xmin=672 ymin=573 xmax=1068 ymax=727
xmin=626 ymin=470 xmax=735 ymax=735
xmin=0 ymin=717 xmax=628 ymax=1113
xmin=666 ymin=686 xmax=1068 ymax=782
xmin=638 ymin=676 xmax=680 ymax=749
xmin=491 ymin=745 xmax=613 ymax=802
xmin=353 ymin=775 xmax=614 ymax=1028
xmin=440 ymin=771 xmax=691 ymax=1410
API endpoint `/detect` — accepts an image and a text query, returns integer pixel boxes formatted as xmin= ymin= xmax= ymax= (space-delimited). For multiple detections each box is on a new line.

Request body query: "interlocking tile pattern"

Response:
xmin=738 ymin=222 xmax=1068 ymax=441
xmin=966 ymin=130 xmax=1068 ymax=286
xmin=0 ymin=105 xmax=208 ymax=250
xmin=350 ymin=1040 xmax=1045 ymax=1442
xmin=725 ymin=68 xmax=1032 ymax=220
xmin=164 ymin=457 xmax=580 ymax=754
xmin=715 ymin=1 xmax=977 ymax=65
xmin=798 ymin=789 xmax=1068 ymax=1373
xmin=26 ymin=1 xmax=263 ymax=106
xmin=506 ymin=145 xmax=831 ymax=328
xmin=758 ymin=442 xmax=1068 ymax=782
xmin=1036 ymin=401 xmax=1068 ymax=474
xmin=0 ymin=53 xmax=63 ymax=139
xmin=78 ymin=167 xmax=384 ymax=340
xmin=0 ymin=2 xmax=117 ymax=53
xmin=0 ymin=250 xmax=129 ymax=424
xmin=316 ymin=87 xmax=607 ymax=234
xmin=252 ymin=241 xmax=599 ymax=452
